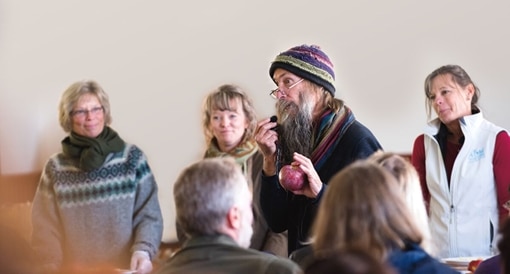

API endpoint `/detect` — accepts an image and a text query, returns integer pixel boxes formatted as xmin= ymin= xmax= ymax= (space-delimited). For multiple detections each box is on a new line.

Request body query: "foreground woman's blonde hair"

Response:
xmin=311 ymin=160 xmax=424 ymax=261
xmin=368 ymin=151 xmax=434 ymax=255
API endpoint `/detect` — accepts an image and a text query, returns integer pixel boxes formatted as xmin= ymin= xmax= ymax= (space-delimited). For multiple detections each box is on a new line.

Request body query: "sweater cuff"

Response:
xmin=132 ymin=241 xmax=158 ymax=260
xmin=311 ymin=183 xmax=327 ymax=204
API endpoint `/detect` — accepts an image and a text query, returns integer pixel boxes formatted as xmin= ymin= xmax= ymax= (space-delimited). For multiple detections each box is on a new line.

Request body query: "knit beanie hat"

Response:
xmin=269 ymin=44 xmax=336 ymax=96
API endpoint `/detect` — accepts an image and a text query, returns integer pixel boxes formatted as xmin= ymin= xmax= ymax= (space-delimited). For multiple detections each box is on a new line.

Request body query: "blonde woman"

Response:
xmin=31 ymin=80 xmax=163 ymax=273
xmin=368 ymin=151 xmax=434 ymax=255
xmin=176 ymin=84 xmax=287 ymax=256
xmin=311 ymin=160 xmax=457 ymax=273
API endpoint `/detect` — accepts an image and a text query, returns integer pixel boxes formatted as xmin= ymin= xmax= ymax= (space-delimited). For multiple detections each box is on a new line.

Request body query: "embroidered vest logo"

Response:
xmin=468 ymin=148 xmax=485 ymax=162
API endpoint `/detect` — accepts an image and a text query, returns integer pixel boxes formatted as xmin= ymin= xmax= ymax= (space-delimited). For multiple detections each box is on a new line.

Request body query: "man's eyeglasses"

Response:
xmin=70 ymin=106 xmax=104 ymax=118
xmin=269 ymin=78 xmax=304 ymax=99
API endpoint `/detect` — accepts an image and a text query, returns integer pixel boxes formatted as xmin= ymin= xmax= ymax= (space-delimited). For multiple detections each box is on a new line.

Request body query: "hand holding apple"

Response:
xmin=279 ymin=164 xmax=307 ymax=191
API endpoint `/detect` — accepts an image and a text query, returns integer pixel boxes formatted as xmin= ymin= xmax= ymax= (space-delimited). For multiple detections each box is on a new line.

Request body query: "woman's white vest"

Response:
xmin=423 ymin=112 xmax=503 ymax=258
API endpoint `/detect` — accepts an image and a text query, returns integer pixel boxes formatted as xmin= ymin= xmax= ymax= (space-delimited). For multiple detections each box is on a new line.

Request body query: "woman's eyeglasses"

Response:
xmin=70 ymin=106 xmax=104 ymax=118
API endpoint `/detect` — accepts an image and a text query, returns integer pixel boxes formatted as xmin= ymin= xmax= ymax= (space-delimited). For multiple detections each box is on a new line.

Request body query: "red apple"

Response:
xmin=468 ymin=259 xmax=483 ymax=272
xmin=279 ymin=164 xmax=306 ymax=191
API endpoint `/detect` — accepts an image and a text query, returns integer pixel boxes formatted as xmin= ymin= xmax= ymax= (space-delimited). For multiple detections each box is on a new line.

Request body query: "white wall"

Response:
xmin=1 ymin=0 xmax=509 ymax=242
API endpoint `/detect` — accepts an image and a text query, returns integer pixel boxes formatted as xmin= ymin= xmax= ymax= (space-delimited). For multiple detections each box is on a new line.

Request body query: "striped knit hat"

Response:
xmin=269 ymin=44 xmax=336 ymax=96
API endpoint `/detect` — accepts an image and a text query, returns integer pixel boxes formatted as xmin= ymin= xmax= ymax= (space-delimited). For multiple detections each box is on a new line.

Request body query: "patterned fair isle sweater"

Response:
xmin=31 ymin=143 xmax=163 ymax=269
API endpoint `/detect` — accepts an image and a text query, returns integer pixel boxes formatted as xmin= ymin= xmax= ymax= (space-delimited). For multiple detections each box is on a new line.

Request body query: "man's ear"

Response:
xmin=226 ymin=205 xmax=241 ymax=230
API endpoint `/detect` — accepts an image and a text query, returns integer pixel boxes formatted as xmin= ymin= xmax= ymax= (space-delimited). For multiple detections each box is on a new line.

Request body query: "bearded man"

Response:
xmin=255 ymin=44 xmax=383 ymax=254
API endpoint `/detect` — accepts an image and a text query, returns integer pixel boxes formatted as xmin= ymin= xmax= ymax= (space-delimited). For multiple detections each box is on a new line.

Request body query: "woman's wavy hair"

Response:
xmin=202 ymin=84 xmax=257 ymax=146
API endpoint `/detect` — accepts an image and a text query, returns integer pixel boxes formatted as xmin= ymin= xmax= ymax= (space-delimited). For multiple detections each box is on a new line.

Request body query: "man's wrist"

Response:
xmin=263 ymin=156 xmax=277 ymax=176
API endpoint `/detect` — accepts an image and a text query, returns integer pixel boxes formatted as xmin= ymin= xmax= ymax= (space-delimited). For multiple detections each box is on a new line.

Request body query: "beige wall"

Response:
xmin=1 ymin=0 xmax=509 ymax=242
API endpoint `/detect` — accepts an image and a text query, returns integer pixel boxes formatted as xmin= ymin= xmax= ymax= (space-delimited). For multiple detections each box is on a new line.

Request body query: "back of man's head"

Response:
xmin=174 ymin=157 xmax=249 ymax=241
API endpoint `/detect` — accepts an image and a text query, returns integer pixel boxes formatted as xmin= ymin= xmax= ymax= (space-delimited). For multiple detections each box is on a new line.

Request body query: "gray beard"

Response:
xmin=276 ymin=97 xmax=314 ymax=165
